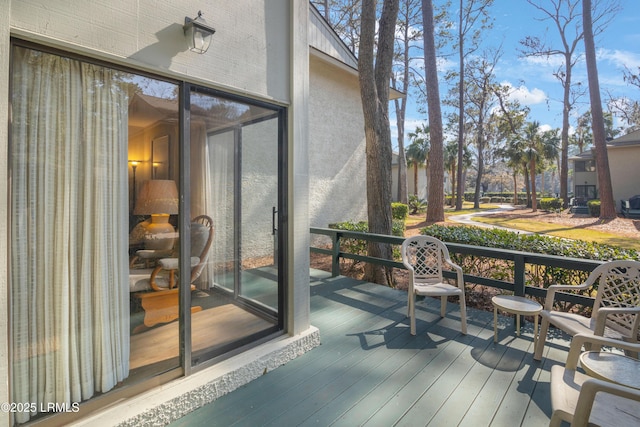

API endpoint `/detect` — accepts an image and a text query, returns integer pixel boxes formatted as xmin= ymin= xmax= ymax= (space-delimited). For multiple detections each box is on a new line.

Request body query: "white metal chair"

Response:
xmin=534 ymin=260 xmax=640 ymax=361
xmin=550 ymin=333 xmax=640 ymax=427
xmin=401 ymin=235 xmax=467 ymax=335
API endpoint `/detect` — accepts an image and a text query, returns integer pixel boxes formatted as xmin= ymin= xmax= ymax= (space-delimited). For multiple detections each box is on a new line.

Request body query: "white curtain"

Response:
xmin=207 ymin=131 xmax=236 ymax=287
xmin=11 ymin=47 xmax=129 ymax=423
xmin=190 ymin=122 xmax=235 ymax=288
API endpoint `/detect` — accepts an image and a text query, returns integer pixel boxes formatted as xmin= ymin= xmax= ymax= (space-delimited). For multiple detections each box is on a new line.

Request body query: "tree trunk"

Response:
xmin=582 ymin=0 xmax=616 ymax=219
xmin=530 ymin=157 xmax=538 ymax=212
xmin=513 ymin=173 xmax=518 ymax=204
xmin=455 ymin=0 xmax=465 ymax=211
xmin=523 ymin=163 xmax=531 ymax=207
xmin=358 ymin=0 xmax=399 ymax=285
xmin=395 ymin=97 xmax=408 ymax=204
xmin=559 ymin=51 xmax=572 ymax=209
xmin=474 ymin=121 xmax=485 ymax=210
xmin=450 ymin=161 xmax=457 ymax=206
xmin=423 ymin=0 xmax=445 ymax=222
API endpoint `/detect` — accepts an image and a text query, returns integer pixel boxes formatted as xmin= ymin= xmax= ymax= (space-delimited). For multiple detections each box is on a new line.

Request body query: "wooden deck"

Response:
xmin=170 ymin=269 xmax=573 ymax=426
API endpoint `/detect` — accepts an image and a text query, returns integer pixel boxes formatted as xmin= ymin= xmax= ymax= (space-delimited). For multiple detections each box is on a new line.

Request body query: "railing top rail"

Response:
xmin=311 ymin=226 xmax=602 ymax=272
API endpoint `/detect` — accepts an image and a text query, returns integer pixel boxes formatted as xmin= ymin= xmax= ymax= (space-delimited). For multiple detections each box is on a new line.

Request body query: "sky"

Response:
xmin=393 ymin=0 xmax=640 ymax=150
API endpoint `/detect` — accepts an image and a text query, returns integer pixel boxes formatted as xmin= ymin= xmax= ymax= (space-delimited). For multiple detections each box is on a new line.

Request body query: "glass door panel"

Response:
xmin=189 ymin=89 xmax=282 ymax=365
xmin=239 ymin=118 xmax=280 ymax=313
xmin=127 ymin=76 xmax=181 ymax=380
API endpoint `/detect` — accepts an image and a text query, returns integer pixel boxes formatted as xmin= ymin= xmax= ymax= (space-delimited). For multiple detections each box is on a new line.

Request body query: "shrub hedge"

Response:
xmin=419 ymin=224 xmax=639 ymax=295
xmin=391 ymin=202 xmax=409 ymax=220
xmin=588 ymin=199 xmax=601 ymax=217
xmin=539 ymin=197 xmax=563 ymax=211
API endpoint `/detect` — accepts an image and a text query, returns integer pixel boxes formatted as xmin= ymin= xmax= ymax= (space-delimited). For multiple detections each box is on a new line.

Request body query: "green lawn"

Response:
xmin=471 ymin=215 xmax=640 ymax=251
xmin=444 ymin=203 xmax=500 ymax=217
xmin=405 ymin=202 xmax=638 ymax=252
xmin=405 ymin=203 xmax=500 ymax=227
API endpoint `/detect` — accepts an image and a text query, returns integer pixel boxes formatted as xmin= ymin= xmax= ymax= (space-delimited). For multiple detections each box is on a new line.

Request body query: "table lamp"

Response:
xmin=134 ymin=180 xmax=179 ymax=250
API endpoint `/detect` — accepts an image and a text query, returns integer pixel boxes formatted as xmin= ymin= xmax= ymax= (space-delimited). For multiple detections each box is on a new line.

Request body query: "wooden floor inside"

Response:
xmin=170 ymin=269 xmax=575 ymax=427
xmin=130 ymin=303 xmax=274 ymax=370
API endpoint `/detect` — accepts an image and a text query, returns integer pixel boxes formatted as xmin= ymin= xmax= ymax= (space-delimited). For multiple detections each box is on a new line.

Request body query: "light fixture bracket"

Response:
xmin=184 ymin=11 xmax=216 ymax=54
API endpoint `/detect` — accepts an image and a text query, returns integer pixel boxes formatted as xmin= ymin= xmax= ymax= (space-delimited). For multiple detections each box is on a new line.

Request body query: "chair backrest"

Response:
xmin=589 ymin=260 xmax=640 ymax=336
xmin=189 ymin=215 xmax=214 ymax=283
xmin=401 ymin=235 xmax=450 ymax=284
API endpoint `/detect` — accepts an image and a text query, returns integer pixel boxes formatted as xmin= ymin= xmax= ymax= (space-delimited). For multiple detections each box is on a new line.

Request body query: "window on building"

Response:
xmin=575 ymin=160 xmax=596 ymax=172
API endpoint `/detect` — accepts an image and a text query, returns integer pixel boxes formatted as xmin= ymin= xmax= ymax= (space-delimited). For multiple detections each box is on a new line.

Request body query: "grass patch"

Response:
xmin=444 ymin=203 xmax=500 ymax=218
xmin=405 ymin=203 xmax=501 ymax=226
xmin=472 ymin=216 xmax=640 ymax=251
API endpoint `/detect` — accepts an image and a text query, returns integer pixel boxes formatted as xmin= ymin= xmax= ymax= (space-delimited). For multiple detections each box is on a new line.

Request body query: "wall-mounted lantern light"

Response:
xmin=184 ymin=11 xmax=216 ymax=54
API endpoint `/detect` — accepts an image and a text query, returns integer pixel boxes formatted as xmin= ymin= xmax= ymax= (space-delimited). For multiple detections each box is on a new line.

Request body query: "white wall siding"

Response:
xmin=10 ymin=0 xmax=291 ymax=103
xmin=609 ymin=146 xmax=640 ymax=208
xmin=308 ymin=5 xmax=357 ymax=70
xmin=0 ymin=1 xmax=10 ymax=426
xmin=308 ymin=55 xmax=367 ymax=228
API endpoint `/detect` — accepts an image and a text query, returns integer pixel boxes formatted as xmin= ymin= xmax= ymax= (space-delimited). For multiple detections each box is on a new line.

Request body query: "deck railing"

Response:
xmin=310 ymin=227 xmax=603 ymax=308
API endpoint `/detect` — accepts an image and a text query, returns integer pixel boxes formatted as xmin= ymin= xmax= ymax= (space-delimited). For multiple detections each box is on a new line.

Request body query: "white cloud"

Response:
xmin=404 ymin=118 xmax=428 ymax=134
xmin=521 ymin=55 xmax=566 ymax=69
xmin=538 ymin=123 xmax=552 ymax=133
xmin=501 ymin=82 xmax=548 ymax=105
xmin=597 ymin=48 xmax=640 ymax=70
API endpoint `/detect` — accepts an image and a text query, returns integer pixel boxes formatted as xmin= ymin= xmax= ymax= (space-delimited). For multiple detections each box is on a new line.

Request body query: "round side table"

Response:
xmin=492 ymin=295 xmax=543 ymax=344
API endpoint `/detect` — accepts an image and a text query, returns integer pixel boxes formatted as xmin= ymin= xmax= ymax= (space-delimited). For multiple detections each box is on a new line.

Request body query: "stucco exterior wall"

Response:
xmin=0 ymin=1 xmax=314 ymax=425
xmin=608 ymin=146 xmax=640 ymax=207
xmin=9 ymin=0 xmax=290 ymax=104
xmin=0 ymin=3 xmax=11 ymax=426
xmin=308 ymin=54 xmax=367 ymax=227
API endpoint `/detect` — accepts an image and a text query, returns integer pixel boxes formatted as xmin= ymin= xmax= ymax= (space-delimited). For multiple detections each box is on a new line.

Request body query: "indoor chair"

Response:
xmin=130 ymin=215 xmax=214 ymax=329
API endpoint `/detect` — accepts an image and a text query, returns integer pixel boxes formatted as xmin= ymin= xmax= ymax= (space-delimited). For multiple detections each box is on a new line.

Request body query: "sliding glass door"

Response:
xmin=189 ymin=88 xmax=283 ymax=364
xmin=10 ymin=43 xmax=285 ymax=424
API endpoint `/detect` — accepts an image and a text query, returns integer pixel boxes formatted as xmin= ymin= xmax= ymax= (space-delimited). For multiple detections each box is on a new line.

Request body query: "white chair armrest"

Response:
xmin=573 ymin=378 xmax=640 ymax=427
xmin=448 ymin=261 xmax=464 ymax=290
xmin=566 ymin=333 xmax=640 ymax=370
xmin=543 ymin=283 xmax=592 ymax=310
xmin=593 ymin=306 xmax=640 ymax=335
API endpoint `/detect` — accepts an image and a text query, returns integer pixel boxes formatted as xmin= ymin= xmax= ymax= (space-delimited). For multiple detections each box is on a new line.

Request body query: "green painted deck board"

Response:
xmin=170 ymin=270 xmax=572 ymax=427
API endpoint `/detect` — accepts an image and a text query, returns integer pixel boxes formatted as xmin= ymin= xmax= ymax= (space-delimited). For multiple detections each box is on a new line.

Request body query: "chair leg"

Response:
xmin=459 ymin=297 xmax=467 ymax=335
xmin=548 ymin=412 xmax=564 ymax=427
xmin=534 ymin=317 xmax=550 ymax=361
xmin=409 ymin=293 xmax=416 ymax=336
xmin=440 ymin=296 xmax=447 ymax=318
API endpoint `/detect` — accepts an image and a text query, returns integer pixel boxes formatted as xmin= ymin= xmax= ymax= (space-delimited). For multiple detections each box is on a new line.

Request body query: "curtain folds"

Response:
xmin=206 ymin=130 xmax=236 ymax=288
xmin=191 ymin=123 xmax=235 ymax=288
xmin=11 ymin=47 xmax=129 ymax=423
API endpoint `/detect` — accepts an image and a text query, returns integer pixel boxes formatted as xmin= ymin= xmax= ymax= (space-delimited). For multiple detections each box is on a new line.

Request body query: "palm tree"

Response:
xmin=444 ymin=140 xmax=458 ymax=205
xmin=522 ymin=122 xmax=561 ymax=212
xmin=501 ymin=136 xmax=527 ymax=205
xmin=538 ymin=129 xmax=560 ymax=197
xmin=522 ymin=122 xmax=543 ymax=211
xmin=406 ymin=124 xmax=430 ymax=197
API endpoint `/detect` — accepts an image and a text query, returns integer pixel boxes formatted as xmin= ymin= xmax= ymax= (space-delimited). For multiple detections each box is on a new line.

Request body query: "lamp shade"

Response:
xmin=134 ymin=180 xmax=179 ymax=215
